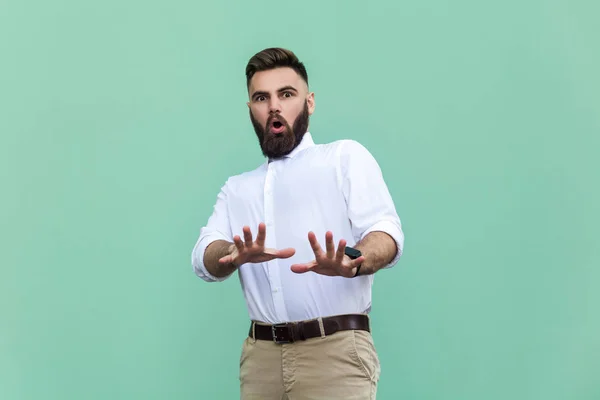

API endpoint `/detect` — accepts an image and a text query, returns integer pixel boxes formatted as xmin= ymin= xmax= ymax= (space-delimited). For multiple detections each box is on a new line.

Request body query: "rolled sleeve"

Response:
xmin=191 ymin=181 xmax=234 ymax=282
xmin=340 ymin=140 xmax=405 ymax=269
xmin=361 ymin=220 xmax=404 ymax=269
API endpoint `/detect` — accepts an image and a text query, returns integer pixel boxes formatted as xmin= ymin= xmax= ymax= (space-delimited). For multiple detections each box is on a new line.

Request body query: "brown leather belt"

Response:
xmin=250 ymin=314 xmax=370 ymax=344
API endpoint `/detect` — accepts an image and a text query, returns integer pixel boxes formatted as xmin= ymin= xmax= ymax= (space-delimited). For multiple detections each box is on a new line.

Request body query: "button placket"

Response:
xmin=264 ymin=163 xmax=287 ymax=320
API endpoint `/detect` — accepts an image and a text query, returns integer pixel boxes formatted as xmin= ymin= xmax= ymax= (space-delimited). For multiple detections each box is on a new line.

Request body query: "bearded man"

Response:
xmin=192 ymin=47 xmax=404 ymax=400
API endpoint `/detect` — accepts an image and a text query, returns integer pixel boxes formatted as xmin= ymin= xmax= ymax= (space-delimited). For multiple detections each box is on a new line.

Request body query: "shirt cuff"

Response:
xmin=192 ymin=231 xmax=234 ymax=282
xmin=360 ymin=220 xmax=404 ymax=269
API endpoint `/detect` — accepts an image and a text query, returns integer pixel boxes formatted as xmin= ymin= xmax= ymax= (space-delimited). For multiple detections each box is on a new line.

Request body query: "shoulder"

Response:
xmin=222 ymin=162 xmax=267 ymax=190
xmin=309 ymin=138 xmax=373 ymax=159
xmin=328 ymin=139 xmax=383 ymax=179
xmin=317 ymin=139 xmax=376 ymax=165
xmin=338 ymin=139 xmax=372 ymax=154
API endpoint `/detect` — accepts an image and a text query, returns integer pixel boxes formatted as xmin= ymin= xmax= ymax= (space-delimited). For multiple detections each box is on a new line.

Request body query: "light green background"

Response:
xmin=1 ymin=0 xmax=599 ymax=399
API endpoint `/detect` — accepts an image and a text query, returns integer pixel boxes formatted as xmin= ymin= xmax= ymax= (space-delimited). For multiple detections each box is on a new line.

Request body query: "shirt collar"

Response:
xmin=267 ymin=132 xmax=315 ymax=163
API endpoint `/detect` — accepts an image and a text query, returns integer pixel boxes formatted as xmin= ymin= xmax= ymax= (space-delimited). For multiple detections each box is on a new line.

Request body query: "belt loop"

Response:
xmin=251 ymin=322 xmax=256 ymax=343
xmin=317 ymin=317 xmax=325 ymax=338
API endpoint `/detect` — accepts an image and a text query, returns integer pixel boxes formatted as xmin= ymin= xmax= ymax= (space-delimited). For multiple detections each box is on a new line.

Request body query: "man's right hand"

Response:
xmin=218 ymin=223 xmax=295 ymax=267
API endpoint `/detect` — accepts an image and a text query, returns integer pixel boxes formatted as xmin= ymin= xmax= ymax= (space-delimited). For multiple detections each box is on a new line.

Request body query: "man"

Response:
xmin=192 ymin=47 xmax=404 ymax=399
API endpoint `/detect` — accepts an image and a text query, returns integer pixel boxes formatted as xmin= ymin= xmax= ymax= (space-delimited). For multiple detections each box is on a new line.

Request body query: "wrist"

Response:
xmin=344 ymin=246 xmax=363 ymax=278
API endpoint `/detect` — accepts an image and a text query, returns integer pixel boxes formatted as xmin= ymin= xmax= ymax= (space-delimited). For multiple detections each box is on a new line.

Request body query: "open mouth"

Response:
xmin=269 ymin=119 xmax=286 ymax=135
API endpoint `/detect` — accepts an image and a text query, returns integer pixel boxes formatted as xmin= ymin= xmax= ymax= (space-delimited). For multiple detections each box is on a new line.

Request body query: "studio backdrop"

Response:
xmin=1 ymin=0 xmax=599 ymax=399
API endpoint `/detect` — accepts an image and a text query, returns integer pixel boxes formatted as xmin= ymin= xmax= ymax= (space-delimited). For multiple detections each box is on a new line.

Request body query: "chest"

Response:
xmin=228 ymin=159 xmax=345 ymax=225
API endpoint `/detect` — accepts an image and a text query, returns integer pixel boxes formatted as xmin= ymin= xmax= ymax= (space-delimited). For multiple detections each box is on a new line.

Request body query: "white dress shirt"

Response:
xmin=192 ymin=132 xmax=404 ymax=324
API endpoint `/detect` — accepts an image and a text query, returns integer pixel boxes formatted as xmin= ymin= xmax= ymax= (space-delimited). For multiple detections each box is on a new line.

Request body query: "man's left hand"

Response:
xmin=290 ymin=231 xmax=365 ymax=278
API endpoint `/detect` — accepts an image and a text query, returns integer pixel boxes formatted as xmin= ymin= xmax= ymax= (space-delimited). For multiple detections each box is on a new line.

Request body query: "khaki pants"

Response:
xmin=239 ymin=327 xmax=380 ymax=400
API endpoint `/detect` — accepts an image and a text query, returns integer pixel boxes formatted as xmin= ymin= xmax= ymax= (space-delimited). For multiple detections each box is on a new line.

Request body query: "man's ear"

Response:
xmin=307 ymin=92 xmax=315 ymax=115
xmin=246 ymin=101 xmax=250 ymax=109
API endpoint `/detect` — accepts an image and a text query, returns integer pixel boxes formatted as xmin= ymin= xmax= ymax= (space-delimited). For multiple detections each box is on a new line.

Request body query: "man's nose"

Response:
xmin=268 ymin=98 xmax=281 ymax=114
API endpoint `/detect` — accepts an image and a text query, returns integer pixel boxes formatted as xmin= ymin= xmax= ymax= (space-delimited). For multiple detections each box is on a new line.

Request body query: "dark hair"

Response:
xmin=245 ymin=48 xmax=308 ymax=89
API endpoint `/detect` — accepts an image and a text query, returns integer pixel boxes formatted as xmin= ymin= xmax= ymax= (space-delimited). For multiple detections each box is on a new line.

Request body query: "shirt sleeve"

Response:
xmin=191 ymin=180 xmax=235 ymax=282
xmin=339 ymin=140 xmax=405 ymax=268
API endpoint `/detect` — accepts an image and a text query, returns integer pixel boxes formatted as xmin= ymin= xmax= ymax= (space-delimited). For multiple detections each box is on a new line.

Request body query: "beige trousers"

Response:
xmin=239 ymin=327 xmax=380 ymax=400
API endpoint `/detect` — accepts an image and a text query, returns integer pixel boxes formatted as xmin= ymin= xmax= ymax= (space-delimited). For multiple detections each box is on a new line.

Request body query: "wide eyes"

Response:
xmin=254 ymin=92 xmax=294 ymax=102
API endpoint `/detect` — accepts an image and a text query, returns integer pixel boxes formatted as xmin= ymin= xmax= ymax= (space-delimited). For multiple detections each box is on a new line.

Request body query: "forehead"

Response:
xmin=248 ymin=67 xmax=307 ymax=94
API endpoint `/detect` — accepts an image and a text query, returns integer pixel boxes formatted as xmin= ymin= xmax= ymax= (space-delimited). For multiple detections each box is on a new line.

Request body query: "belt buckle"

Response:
xmin=271 ymin=324 xmax=293 ymax=344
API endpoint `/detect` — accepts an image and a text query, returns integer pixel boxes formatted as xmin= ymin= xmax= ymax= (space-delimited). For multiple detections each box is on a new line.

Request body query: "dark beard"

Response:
xmin=250 ymin=101 xmax=310 ymax=159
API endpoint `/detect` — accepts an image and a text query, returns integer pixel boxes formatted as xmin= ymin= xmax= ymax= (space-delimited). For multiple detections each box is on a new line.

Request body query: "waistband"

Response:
xmin=249 ymin=313 xmax=370 ymax=344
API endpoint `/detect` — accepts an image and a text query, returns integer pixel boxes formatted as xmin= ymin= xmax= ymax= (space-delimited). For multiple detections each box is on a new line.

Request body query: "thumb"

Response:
xmin=218 ymin=255 xmax=233 ymax=264
xmin=264 ymin=247 xmax=296 ymax=259
xmin=276 ymin=247 xmax=296 ymax=259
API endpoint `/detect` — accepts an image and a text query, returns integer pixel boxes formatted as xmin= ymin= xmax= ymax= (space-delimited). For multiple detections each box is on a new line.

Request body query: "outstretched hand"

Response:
xmin=290 ymin=231 xmax=365 ymax=278
xmin=218 ymin=223 xmax=296 ymax=268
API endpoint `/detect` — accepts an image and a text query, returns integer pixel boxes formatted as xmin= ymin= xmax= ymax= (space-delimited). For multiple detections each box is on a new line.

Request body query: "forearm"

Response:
xmin=354 ymin=231 xmax=397 ymax=275
xmin=203 ymin=240 xmax=237 ymax=278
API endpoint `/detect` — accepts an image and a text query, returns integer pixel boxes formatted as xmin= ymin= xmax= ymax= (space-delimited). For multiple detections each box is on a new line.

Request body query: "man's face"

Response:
xmin=247 ymin=67 xmax=315 ymax=159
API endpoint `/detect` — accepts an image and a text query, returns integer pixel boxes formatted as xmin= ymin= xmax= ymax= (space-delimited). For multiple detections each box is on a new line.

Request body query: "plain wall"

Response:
xmin=1 ymin=0 xmax=599 ymax=398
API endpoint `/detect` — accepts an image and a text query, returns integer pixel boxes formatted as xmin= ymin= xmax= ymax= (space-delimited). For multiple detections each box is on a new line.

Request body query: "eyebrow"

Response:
xmin=251 ymin=85 xmax=299 ymax=100
xmin=278 ymin=85 xmax=298 ymax=94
